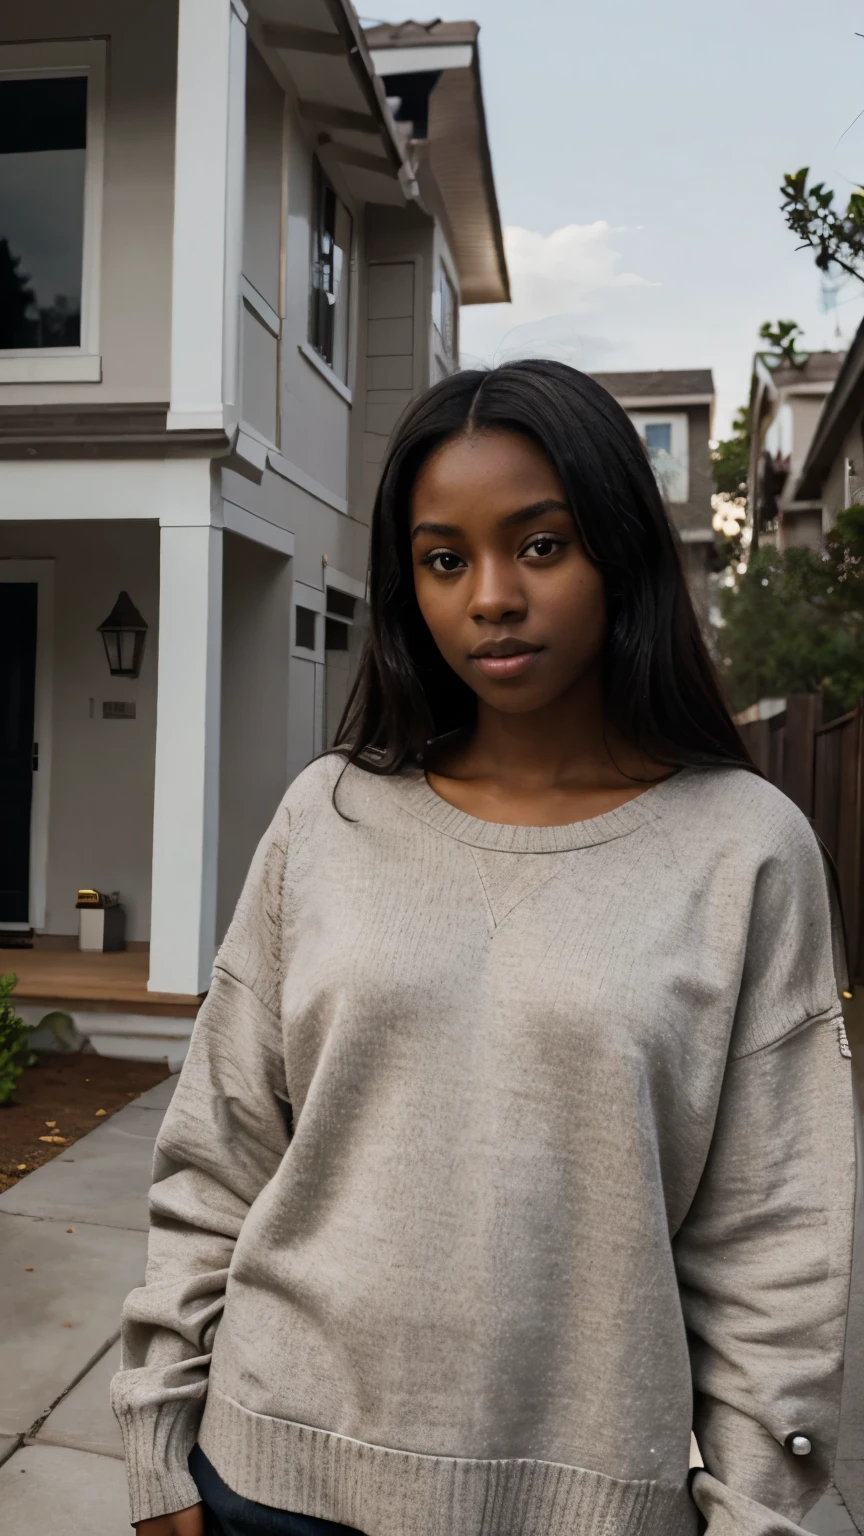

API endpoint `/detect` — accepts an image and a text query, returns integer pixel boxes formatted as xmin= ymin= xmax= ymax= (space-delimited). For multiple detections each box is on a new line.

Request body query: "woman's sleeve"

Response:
xmin=673 ymin=823 xmax=857 ymax=1535
xmin=111 ymin=803 xmax=293 ymax=1525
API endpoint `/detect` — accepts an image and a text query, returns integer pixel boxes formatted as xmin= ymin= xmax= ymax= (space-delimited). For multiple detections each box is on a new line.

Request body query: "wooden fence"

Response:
xmin=737 ymin=695 xmax=864 ymax=983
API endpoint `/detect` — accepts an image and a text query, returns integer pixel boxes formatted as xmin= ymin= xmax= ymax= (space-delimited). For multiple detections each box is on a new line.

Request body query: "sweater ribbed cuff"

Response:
xmin=113 ymin=1400 xmax=202 ymax=1525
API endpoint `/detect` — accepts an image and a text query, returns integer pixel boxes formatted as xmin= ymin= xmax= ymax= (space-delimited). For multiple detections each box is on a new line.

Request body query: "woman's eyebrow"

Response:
xmin=411 ymin=520 xmax=460 ymax=541
xmin=411 ymin=500 xmax=569 ymax=542
xmin=499 ymin=499 xmax=569 ymax=527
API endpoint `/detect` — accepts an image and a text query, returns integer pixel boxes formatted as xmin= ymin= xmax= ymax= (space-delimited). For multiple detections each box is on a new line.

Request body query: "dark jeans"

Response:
xmin=189 ymin=1445 xmax=365 ymax=1536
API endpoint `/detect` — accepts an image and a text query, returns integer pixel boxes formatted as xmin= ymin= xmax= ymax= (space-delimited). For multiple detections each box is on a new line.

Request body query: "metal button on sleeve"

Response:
xmin=788 ymin=1435 xmax=812 ymax=1456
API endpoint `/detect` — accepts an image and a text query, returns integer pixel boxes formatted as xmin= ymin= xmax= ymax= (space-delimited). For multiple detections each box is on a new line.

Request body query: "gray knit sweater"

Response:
xmin=113 ymin=755 xmax=856 ymax=1535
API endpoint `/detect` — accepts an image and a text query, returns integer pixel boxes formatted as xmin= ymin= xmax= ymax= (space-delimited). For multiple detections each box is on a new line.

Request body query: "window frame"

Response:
xmin=0 ymin=39 xmax=106 ymax=383
xmin=308 ymin=157 xmax=353 ymax=385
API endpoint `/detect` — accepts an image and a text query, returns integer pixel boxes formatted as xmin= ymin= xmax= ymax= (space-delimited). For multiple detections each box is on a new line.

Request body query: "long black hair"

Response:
xmin=337 ymin=358 xmax=753 ymax=776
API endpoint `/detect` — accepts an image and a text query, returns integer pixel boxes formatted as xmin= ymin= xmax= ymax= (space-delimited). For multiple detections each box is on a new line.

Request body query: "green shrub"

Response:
xmin=0 ymin=974 xmax=36 ymax=1107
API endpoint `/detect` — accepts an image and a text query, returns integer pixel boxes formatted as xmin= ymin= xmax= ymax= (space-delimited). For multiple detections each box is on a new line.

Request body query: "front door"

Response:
xmin=0 ymin=583 xmax=37 ymax=925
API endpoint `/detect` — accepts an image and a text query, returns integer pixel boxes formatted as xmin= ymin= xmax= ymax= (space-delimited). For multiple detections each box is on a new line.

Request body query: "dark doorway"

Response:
xmin=0 ymin=583 xmax=37 ymax=923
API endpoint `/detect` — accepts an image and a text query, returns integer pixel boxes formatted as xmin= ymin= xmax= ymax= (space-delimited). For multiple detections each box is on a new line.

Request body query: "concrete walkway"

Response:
xmin=0 ymin=1073 xmax=858 ymax=1534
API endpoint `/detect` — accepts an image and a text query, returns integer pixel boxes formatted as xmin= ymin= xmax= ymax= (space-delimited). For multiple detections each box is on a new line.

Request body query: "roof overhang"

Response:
xmin=364 ymin=24 xmax=509 ymax=305
xmin=250 ymin=0 xmax=414 ymax=208
xmin=615 ymin=394 xmax=714 ymax=410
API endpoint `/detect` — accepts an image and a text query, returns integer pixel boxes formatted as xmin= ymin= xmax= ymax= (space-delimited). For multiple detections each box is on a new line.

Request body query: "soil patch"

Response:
xmin=0 ymin=1054 xmax=170 ymax=1194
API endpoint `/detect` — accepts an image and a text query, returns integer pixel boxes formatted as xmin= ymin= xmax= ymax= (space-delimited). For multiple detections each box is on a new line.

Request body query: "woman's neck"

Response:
xmin=426 ymin=672 xmax=673 ymax=827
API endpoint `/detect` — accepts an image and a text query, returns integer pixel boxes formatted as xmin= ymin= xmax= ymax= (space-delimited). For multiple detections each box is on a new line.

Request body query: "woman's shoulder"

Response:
xmin=663 ymin=764 xmax=822 ymax=868
xmin=278 ymin=750 xmax=413 ymax=832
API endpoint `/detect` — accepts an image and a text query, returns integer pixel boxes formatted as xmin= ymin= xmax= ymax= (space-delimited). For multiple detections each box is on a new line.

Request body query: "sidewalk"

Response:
xmin=0 ymin=1075 xmax=175 ymax=1534
xmin=0 ymin=1074 xmax=858 ymax=1534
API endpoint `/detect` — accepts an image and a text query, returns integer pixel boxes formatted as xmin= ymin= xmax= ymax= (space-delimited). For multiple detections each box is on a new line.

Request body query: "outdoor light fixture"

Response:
xmin=97 ymin=590 xmax=149 ymax=678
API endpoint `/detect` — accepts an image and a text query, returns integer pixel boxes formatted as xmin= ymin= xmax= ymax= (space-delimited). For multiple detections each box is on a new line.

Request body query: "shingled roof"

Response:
xmin=765 ymin=351 xmax=845 ymax=389
xmin=363 ymin=19 xmax=479 ymax=46
xmin=590 ymin=370 xmax=714 ymax=400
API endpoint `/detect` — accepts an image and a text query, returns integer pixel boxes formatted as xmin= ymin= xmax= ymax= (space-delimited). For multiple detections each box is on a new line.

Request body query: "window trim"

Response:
xmin=0 ymin=39 xmax=106 ymax=383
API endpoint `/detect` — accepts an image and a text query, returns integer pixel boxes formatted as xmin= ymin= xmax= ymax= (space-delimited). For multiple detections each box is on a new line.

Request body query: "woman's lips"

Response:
xmin=471 ymin=650 xmax=542 ymax=678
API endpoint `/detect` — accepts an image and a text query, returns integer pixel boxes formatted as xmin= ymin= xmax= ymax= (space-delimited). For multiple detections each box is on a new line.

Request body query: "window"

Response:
xmin=324 ymin=584 xmax=363 ymax=747
xmin=325 ymin=587 xmax=354 ymax=654
xmin=630 ymin=412 xmax=690 ymax=504
xmin=433 ymin=264 xmax=458 ymax=365
xmin=295 ymin=606 xmax=317 ymax=651
xmin=0 ymin=42 xmax=105 ymax=379
xmin=309 ymin=161 xmax=352 ymax=381
xmin=644 ymin=422 xmax=671 ymax=456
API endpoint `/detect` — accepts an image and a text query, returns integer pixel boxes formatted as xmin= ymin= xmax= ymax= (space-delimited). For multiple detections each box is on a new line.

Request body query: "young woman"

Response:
xmin=114 ymin=360 xmax=855 ymax=1536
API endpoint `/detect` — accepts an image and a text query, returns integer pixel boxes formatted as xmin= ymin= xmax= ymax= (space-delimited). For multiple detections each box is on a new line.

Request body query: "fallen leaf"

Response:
xmin=16 ymin=1164 xmax=27 ymax=1171
xmin=66 ymin=1229 xmax=74 ymax=1234
xmin=44 ymin=1121 xmax=57 ymax=1128
xmin=25 ymin=1267 xmax=33 ymax=1272
xmin=95 ymin=1108 xmax=107 ymax=1117
xmin=38 ymin=1135 xmax=68 ymax=1145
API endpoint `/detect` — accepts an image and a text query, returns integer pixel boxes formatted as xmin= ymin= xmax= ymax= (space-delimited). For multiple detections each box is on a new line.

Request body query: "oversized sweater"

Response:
xmin=113 ymin=754 xmax=856 ymax=1536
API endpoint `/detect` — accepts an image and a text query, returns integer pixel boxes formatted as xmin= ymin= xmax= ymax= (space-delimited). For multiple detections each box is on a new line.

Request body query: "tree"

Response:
xmin=718 ymin=504 xmax=864 ymax=717
xmin=780 ymin=167 xmax=864 ymax=285
xmin=0 ymin=238 xmax=36 ymax=350
xmin=711 ymin=405 xmax=750 ymax=499
xmin=758 ymin=318 xmax=808 ymax=369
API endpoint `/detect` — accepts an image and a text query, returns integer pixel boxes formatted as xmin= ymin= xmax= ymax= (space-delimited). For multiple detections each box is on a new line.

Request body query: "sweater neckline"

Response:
xmin=389 ymin=765 xmax=692 ymax=853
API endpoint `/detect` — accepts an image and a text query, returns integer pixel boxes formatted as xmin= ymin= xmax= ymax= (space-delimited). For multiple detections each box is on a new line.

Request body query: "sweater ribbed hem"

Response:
xmin=198 ymin=1388 xmax=699 ymax=1536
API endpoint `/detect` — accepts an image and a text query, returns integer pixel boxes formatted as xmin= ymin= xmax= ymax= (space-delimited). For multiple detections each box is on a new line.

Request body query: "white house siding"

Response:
xmin=353 ymin=204 xmax=438 ymax=524
xmin=820 ymin=425 xmax=864 ymax=528
xmin=216 ymin=531 xmax=291 ymax=942
xmin=0 ymin=519 xmax=159 ymax=941
xmin=0 ymin=0 xmax=178 ymax=407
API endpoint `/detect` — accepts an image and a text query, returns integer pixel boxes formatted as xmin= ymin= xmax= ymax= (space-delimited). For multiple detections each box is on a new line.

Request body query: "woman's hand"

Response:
xmin=135 ymin=1506 xmax=206 ymax=1535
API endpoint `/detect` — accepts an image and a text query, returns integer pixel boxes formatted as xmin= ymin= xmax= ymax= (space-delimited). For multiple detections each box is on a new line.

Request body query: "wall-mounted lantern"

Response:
xmin=97 ymin=591 xmax=148 ymax=678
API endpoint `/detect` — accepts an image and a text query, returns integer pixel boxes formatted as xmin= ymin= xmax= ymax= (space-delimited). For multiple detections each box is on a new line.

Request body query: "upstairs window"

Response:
xmin=0 ymin=42 xmax=105 ymax=379
xmin=433 ymin=264 xmax=458 ymax=366
xmin=0 ymin=77 xmax=86 ymax=348
xmin=631 ymin=412 xmax=690 ymax=504
xmin=643 ymin=421 xmax=671 ymax=457
xmin=309 ymin=161 xmax=352 ymax=382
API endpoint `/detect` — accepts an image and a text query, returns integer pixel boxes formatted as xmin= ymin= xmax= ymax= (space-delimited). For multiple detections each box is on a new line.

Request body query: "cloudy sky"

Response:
xmin=362 ymin=0 xmax=864 ymax=436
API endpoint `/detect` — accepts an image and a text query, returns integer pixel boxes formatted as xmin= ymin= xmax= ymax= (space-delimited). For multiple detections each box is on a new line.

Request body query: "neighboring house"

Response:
xmin=746 ymin=350 xmax=845 ymax=552
xmin=788 ymin=314 xmax=864 ymax=525
xmin=590 ymin=369 xmax=716 ymax=622
xmin=0 ymin=0 xmax=507 ymax=1061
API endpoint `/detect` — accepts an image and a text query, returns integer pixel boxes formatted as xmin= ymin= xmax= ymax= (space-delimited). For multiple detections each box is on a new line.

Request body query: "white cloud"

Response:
xmin=460 ymin=221 xmax=658 ymax=372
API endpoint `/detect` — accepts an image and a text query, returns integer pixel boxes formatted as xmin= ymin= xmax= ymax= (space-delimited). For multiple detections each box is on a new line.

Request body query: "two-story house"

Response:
xmin=746 ymin=349 xmax=845 ymax=552
xmin=0 ymin=0 xmax=508 ymax=1063
xmin=590 ymin=369 xmax=716 ymax=623
xmin=776 ymin=314 xmax=864 ymax=529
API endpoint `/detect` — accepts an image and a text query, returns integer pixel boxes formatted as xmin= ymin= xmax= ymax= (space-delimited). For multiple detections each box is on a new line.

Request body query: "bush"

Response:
xmin=0 ymin=974 xmax=36 ymax=1107
xmin=719 ymin=506 xmax=864 ymax=718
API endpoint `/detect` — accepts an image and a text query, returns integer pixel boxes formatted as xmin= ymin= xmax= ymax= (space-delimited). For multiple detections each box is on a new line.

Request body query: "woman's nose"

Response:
xmin=466 ymin=558 xmax=527 ymax=624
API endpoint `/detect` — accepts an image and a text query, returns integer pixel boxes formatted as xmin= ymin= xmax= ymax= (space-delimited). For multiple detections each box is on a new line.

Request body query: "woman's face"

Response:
xmin=409 ymin=429 xmax=607 ymax=716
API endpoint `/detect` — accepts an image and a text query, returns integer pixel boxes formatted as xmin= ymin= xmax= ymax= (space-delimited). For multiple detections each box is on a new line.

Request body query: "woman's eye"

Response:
xmin=522 ymin=535 xmax=564 ymax=560
xmin=423 ymin=549 xmax=465 ymax=573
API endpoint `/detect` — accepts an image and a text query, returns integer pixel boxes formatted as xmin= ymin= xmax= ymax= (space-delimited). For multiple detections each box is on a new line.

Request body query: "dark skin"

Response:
xmin=411 ymin=426 xmax=671 ymax=822
xmin=135 ymin=429 xmax=668 ymax=1535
